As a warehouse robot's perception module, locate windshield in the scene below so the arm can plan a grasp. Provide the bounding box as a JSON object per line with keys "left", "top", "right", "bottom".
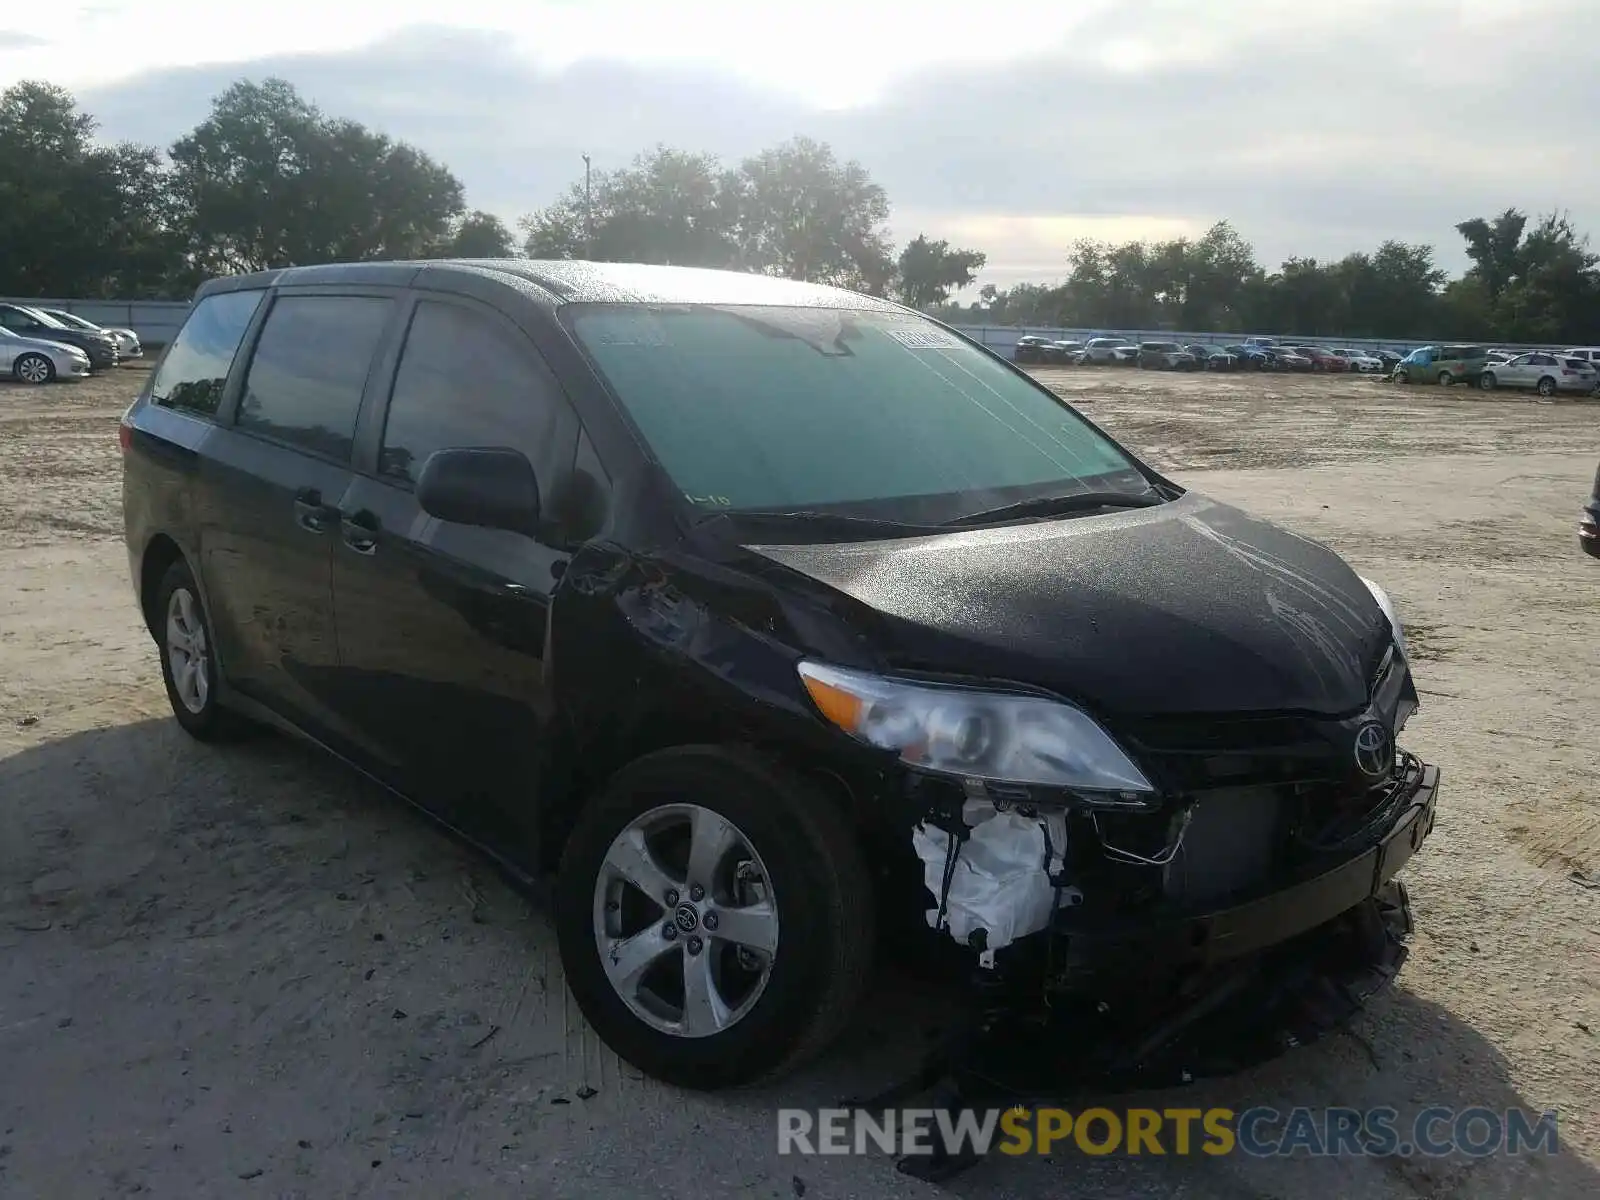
{"left": 48, "top": 312, "right": 93, "bottom": 330}
{"left": 566, "top": 304, "right": 1149, "bottom": 521}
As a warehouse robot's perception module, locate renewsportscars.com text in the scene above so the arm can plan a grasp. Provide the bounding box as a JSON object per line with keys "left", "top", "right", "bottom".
{"left": 777, "top": 1106, "right": 1560, "bottom": 1159}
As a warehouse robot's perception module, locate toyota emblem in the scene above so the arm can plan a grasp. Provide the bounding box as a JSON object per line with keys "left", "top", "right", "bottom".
{"left": 1353, "top": 720, "right": 1393, "bottom": 778}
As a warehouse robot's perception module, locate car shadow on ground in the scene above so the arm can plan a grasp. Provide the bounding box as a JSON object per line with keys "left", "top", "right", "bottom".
{"left": 1, "top": 718, "right": 1594, "bottom": 1198}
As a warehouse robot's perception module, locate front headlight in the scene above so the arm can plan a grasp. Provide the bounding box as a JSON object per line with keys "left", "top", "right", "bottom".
{"left": 1360, "top": 576, "right": 1407, "bottom": 659}
{"left": 797, "top": 661, "right": 1155, "bottom": 804}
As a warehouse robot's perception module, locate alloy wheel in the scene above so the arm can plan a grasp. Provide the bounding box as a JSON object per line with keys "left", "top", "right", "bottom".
{"left": 16, "top": 354, "right": 51, "bottom": 384}
{"left": 592, "top": 803, "right": 779, "bottom": 1039}
{"left": 165, "top": 587, "right": 210, "bottom": 714}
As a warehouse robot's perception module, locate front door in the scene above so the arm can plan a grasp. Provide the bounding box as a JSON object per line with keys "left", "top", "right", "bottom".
{"left": 330, "top": 295, "right": 581, "bottom": 858}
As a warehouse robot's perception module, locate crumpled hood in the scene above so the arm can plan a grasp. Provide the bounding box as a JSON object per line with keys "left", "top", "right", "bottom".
{"left": 747, "top": 493, "right": 1392, "bottom": 717}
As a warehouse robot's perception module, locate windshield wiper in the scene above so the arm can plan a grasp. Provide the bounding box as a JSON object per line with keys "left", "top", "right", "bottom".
{"left": 942, "top": 490, "right": 1164, "bottom": 528}
{"left": 691, "top": 510, "right": 949, "bottom": 537}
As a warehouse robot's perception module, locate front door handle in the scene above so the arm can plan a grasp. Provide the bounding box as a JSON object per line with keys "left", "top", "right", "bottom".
{"left": 293, "top": 488, "right": 335, "bottom": 534}
{"left": 340, "top": 510, "right": 380, "bottom": 555}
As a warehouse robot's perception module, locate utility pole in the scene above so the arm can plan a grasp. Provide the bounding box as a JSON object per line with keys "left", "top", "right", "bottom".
{"left": 582, "top": 154, "right": 593, "bottom": 260}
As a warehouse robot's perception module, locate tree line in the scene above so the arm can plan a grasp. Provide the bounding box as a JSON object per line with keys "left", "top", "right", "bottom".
{"left": 941, "top": 212, "right": 1600, "bottom": 344}
{"left": 0, "top": 78, "right": 985, "bottom": 310}
{"left": 3, "top": 76, "right": 1597, "bottom": 343}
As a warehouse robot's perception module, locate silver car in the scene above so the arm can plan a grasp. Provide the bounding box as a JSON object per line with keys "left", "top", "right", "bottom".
{"left": 1478, "top": 351, "right": 1598, "bottom": 396}
{"left": 0, "top": 325, "right": 92, "bottom": 384}
{"left": 39, "top": 308, "right": 143, "bottom": 359}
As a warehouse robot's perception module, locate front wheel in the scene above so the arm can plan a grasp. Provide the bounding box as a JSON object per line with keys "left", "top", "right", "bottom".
{"left": 1479, "top": 372, "right": 1496, "bottom": 391}
{"left": 1438, "top": 370, "right": 1454, "bottom": 386}
{"left": 1394, "top": 369, "right": 1409, "bottom": 384}
{"left": 555, "top": 746, "right": 874, "bottom": 1090}
{"left": 13, "top": 353, "right": 54, "bottom": 384}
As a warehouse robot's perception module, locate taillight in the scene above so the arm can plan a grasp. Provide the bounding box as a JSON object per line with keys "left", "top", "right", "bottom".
{"left": 118, "top": 422, "right": 133, "bottom": 453}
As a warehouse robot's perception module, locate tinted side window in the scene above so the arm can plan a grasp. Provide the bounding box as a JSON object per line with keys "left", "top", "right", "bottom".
{"left": 378, "top": 301, "right": 562, "bottom": 486}
{"left": 149, "top": 291, "right": 265, "bottom": 417}
{"left": 237, "top": 295, "right": 392, "bottom": 463}
{"left": 0, "top": 307, "right": 40, "bottom": 330}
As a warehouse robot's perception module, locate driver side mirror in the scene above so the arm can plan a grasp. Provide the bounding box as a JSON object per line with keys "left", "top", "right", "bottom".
{"left": 416, "top": 447, "right": 541, "bottom": 538}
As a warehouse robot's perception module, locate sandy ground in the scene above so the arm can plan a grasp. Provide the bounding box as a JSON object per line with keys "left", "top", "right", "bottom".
{"left": 1, "top": 365, "right": 1597, "bottom": 1199}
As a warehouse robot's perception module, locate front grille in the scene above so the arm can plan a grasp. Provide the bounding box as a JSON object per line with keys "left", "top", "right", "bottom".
{"left": 1161, "top": 786, "right": 1281, "bottom": 905}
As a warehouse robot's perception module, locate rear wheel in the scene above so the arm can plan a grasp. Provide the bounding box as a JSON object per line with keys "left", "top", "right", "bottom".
{"left": 1537, "top": 375, "right": 1557, "bottom": 397}
{"left": 13, "top": 353, "right": 53, "bottom": 384}
{"left": 555, "top": 746, "right": 874, "bottom": 1090}
{"left": 154, "top": 560, "right": 245, "bottom": 740}
{"left": 1438, "top": 370, "right": 1454, "bottom": 386}
{"left": 1394, "top": 368, "right": 1409, "bottom": 384}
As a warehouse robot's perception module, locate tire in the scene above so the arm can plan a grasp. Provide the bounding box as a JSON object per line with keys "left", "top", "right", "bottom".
{"left": 1394, "top": 369, "right": 1409, "bottom": 384}
{"left": 1438, "top": 371, "right": 1453, "bottom": 386}
{"left": 1479, "top": 372, "right": 1496, "bottom": 391}
{"left": 555, "top": 745, "right": 874, "bottom": 1090}
{"left": 13, "top": 353, "right": 54, "bottom": 385}
{"left": 153, "top": 559, "right": 244, "bottom": 741}
{"left": 1537, "top": 376, "right": 1557, "bottom": 397}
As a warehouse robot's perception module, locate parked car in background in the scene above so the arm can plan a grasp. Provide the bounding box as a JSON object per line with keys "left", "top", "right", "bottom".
{"left": 1559, "top": 347, "right": 1600, "bottom": 370}
{"left": 1374, "top": 350, "right": 1403, "bottom": 371}
{"left": 1479, "top": 352, "right": 1599, "bottom": 396}
{"left": 1138, "top": 341, "right": 1197, "bottom": 370}
{"left": 1274, "top": 348, "right": 1314, "bottom": 372}
{"left": 1581, "top": 460, "right": 1599, "bottom": 558}
{"left": 1294, "top": 346, "right": 1350, "bottom": 373}
{"left": 1184, "top": 344, "right": 1237, "bottom": 371}
{"left": 1331, "top": 348, "right": 1385, "bottom": 373}
{"left": 38, "top": 308, "right": 142, "bottom": 360}
{"left": 1224, "top": 343, "right": 1273, "bottom": 370}
{"left": 0, "top": 324, "right": 93, "bottom": 383}
{"left": 1083, "top": 336, "right": 1138, "bottom": 365}
{"left": 1392, "top": 345, "right": 1488, "bottom": 386}
{"left": 1483, "top": 349, "right": 1514, "bottom": 365}
{"left": 1243, "top": 336, "right": 1278, "bottom": 349}
{"left": 1048, "top": 340, "right": 1086, "bottom": 363}
{"left": 0, "top": 302, "right": 118, "bottom": 369}
{"left": 1013, "top": 335, "right": 1052, "bottom": 363}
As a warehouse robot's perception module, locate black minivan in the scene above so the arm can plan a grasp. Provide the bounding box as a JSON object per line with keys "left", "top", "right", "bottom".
{"left": 121, "top": 260, "right": 1439, "bottom": 1092}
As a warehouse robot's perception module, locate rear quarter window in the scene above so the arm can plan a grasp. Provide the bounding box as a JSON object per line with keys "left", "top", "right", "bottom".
{"left": 149, "top": 290, "right": 265, "bottom": 418}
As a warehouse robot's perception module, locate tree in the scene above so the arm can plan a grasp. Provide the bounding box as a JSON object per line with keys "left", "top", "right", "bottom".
{"left": 521, "top": 146, "right": 736, "bottom": 266}
{"left": 1456, "top": 209, "right": 1528, "bottom": 304}
{"left": 729, "top": 137, "right": 894, "bottom": 291}
{"left": 895, "top": 235, "right": 987, "bottom": 310}
{"left": 435, "top": 210, "right": 516, "bottom": 258}
{"left": 166, "top": 78, "right": 464, "bottom": 275}
{"left": 0, "top": 81, "right": 178, "bottom": 297}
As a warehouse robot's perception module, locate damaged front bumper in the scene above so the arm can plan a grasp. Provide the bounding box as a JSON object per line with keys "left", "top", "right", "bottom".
{"left": 863, "top": 760, "right": 1440, "bottom": 1165}
{"left": 897, "top": 753, "right": 1440, "bottom": 1097}
{"left": 1059, "top": 758, "right": 1437, "bottom": 973}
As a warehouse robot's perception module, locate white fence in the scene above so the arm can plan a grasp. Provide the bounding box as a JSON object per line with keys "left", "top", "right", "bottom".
{"left": 1, "top": 298, "right": 190, "bottom": 348}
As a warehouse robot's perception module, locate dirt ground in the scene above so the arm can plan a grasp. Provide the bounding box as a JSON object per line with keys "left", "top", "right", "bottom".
{"left": 1, "top": 364, "right": 1597, "bottom": 1199}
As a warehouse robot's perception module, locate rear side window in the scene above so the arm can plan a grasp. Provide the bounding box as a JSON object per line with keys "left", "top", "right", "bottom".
{"left": 378, "top": 301, "right": 563, "bottom": 485}
{"left": 236, "top": 295, "right": 392, "bottom": 463}
{"left": 149, "top": 290, "right": 264, "bottom": 417}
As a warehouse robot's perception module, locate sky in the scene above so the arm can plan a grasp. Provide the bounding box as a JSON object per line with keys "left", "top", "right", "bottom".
{"left": 2, "top": 0, "right": 1596, "bottom": 290}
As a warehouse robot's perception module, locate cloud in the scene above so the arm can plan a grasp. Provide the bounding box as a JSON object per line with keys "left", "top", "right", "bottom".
{"left": 72, "top": 1, "right": 1600, "bottom": 285}
{"left": 0, "top": 31, "right": 50, "bottom": 48}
